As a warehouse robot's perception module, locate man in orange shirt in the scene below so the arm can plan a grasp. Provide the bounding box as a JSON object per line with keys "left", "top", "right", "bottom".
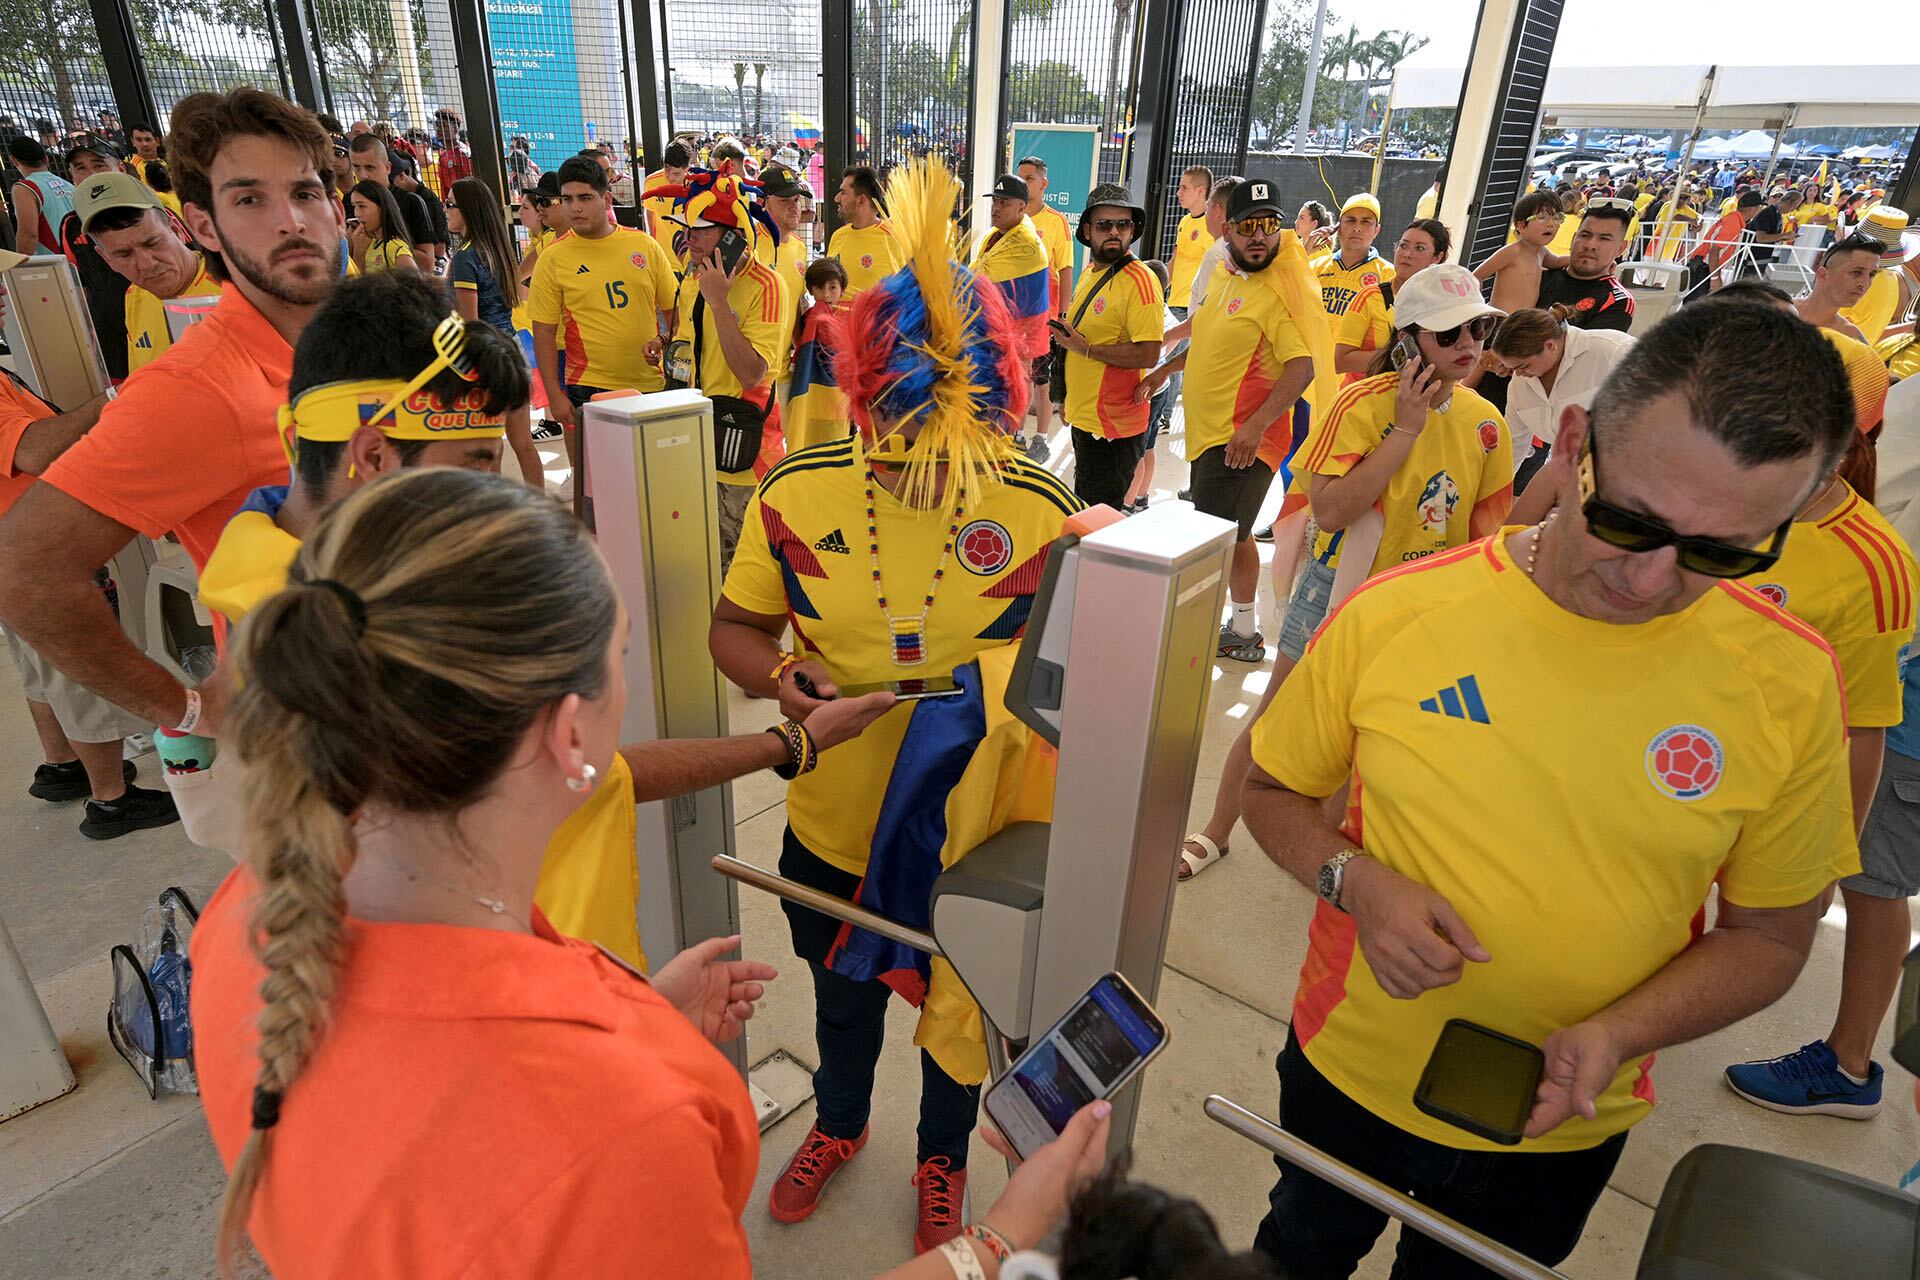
{"left": 0, "top": 354, "right": 176, "bottom": 837}
{"left": 0, "top": 87, "right": 339, "bottom": 741}
{"left": 1685, "top": 189, "right": 1761, "bottom": 298}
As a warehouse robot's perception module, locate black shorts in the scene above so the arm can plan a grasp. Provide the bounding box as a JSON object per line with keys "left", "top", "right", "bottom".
{"left": 1030, "top": 348, "right": 1054, "bottom": 387}
{"left": 1188, "top": 446, "right": 1273, "bottom": 542}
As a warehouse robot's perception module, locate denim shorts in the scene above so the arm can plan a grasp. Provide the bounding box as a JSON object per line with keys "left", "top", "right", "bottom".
{"left": 1277, "top": 556, "right": 1337, "bottom": 661}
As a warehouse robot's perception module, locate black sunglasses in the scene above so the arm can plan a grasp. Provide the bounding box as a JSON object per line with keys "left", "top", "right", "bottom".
{"left": 1411, "top": 315, "right": 1499, "bottom": 348}
{"left": 1578, "top": 429, "right": 1791, "bottom": 578}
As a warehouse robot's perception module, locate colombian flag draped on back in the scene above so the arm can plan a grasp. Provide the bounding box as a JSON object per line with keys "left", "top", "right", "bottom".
{"left": 823, "top": 648, "right": 1057, "bottom": 1086}
{"left": 971, "top": 216, "right": 1054, "bottom": 358}
{"left": 786, "top": 301, "right": 850, "bottom": 448}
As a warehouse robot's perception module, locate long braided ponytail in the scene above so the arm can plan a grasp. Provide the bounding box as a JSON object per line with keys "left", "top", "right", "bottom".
{"left": 214, "top": 467, "right": 616, "bottom": 1272}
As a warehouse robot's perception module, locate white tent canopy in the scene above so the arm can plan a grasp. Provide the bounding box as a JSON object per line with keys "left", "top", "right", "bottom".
{"left": 1391, "top": 63, "right": 1920, "bottom": 130}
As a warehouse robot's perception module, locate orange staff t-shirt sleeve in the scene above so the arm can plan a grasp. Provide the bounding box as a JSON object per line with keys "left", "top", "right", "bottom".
{"left": 39, "top": 284, "right": 294, "bottom": 571}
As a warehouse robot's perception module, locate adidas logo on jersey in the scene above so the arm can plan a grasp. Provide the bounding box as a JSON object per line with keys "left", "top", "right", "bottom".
{"left": 134, "top": 333, "right": 153, "bottom": 349}
{"left": 576, "top": 264, "right": 591, "bottom": 274}
{"left": 813, "top": 529, "right": 851, "bottom": 554}
{"left": 1417, "top": 675, "right": 1490, "bottom": 724}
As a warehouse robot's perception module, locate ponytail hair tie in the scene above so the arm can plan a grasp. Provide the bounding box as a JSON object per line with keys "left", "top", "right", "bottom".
{"left": 251, "top": 1085, "right": 284, "bottom": 1130}
{"left": 308, "top": 578, "right": 368, "bottom": 637}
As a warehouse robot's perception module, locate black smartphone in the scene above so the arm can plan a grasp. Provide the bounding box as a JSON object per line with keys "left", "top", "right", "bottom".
{"left": 983, "top": 972, "right": 1168, "bottom": 1159}
{"left": 1413, "top": 1019, "right": 1544, "bottom": 1146}
{"left": 837, "top": 675, "right": 963, "bottom": 701}
{"left": 717, "top": 227, "right": 748, "bottom": 274}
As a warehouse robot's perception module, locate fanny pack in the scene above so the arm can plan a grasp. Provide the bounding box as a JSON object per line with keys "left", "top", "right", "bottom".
{"left": 1051, "top": 257, "right": 1133, "bottom": 405}
{"left": 692, "top": 294, "right": 764, "bottom": 474}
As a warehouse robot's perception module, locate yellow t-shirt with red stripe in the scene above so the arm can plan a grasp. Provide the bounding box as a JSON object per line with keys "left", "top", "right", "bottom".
{"left": 1314, "top": 250, "right": 1394, "bottom": 319}
{"left": 1749, "top": 483, "right": 1918, "bottom": 729}
{"left": 1182, "top": 266, "right": 1312, "bottom": 467}
{"left": 1061, "top": 259, "right": 1164, "bottom": 440}
{"left": 1822, "top": 328, "right": 1889, "bottom": 435}
{"left": 124, "top": 257, "right": 222, "bottom": 376}
{"left": 1029, "top": 204, "right": 1075, "bottom": 313}
{"left": 721, "top": 440, "right": 1082, "bottom": 873}
{"left": 1333, "top": 283, "right": 1392, "bottom": 385}
{"left": 672, "top": 259, "right": 790, "bottom": 485}
{"left": 755, "top": 235, "right": 808, "bottom": 379}
{"left": 527, "top": 225, "right": 678, "bottom": 392}
{"left": 1169, "top": 211, "right": 1215, "bottom": 309}
{"left": 1299, "top": 374, "right": 1512, "bottom": 573}
{"left": 1252, "top": 533, "right": 1855, "bottom": 1152}
{"left": 827, "top": 221, "right": 905, "bottom": 297}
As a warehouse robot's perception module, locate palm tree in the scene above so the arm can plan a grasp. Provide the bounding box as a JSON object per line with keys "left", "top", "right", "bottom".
{"left": 1320, "top": 25, "right": 1360, "bottom": 142}
{"left": 1100, "top": 0, "right": 1135, "bottom": 142}
{"left": 753, "top": 63, "right": 768, "bottom": 135}
{"left": 732, "top": 62, "right": 748, "bottom": 134}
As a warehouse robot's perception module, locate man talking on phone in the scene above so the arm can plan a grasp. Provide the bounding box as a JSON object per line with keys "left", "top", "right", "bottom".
{"left": 1241, "top": 302, "right": 1858, "bottom": 1277}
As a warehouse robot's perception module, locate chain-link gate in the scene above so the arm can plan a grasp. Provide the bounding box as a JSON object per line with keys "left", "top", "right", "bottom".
{"left": 661, "top": 0, "right": 820, "bottom": 160}
{"left": 1142, "top": 0, "right": 1264, "bottom": 260}
{"left": 849, "top": 0, "right": 972, "bottom": 177}
{"left": 1006, "top": 0, "right": 1144, "bottom": 186}
{"left": 141, "top": 0, "right": 291, "bottom": 126}
{"left": 483, "top": 0, "right": 632, "bottom": 186}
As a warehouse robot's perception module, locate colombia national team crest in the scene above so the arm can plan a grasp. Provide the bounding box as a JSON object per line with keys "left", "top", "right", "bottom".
{"left": 1226, "top": 296, "right": 1244, "bottom": 315}
{"left": 1753, "top": 583, "right": 1789, "bottom": 608}
{"left": 1646, "top": 725, "right": 1724, "bottom": 801}
{"left": 860, "top": 254, "right": 874, "bottom": 269}
{"left": 957, "top": 519, "right": 1014, "bottom": 575}
{"left": 630, "top": 251, "right": 648, "bottom": 269}
{"left": 1477, "top": 419, "right": 1500, "bottom": 453}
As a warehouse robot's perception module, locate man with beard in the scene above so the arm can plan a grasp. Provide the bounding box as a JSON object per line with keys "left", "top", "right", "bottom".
{"left": 0, "top": 88, "right": 340, "bottom": 738}
{"left": 1537, "top": 197, "right": 1637, "bottom": 330}
{"left": 1142, "top": 178, "right": 1316, "bottom": 662}
{"left": 1052, "top": 183, "right": 1164, "bottom": 509}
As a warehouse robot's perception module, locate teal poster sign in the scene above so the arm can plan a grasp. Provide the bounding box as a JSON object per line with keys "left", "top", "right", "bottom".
{"left": 1011, "top": 124, "right": 1099, "bottom": 278}
{"left": 487, "top": 0, "right": 584, "bottom": 175}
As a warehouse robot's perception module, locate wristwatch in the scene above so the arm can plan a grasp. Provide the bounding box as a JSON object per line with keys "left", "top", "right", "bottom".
{"left": 1317, "top": 848, "right": 1362, "bottom": 911}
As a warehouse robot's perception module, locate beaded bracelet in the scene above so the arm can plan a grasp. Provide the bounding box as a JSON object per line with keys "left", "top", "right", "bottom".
{"left": 965, "top": 1222, "right": 1013, "bottom": 1264}
{"left": 765, "top": 720, "right": 818, "bottom": 780}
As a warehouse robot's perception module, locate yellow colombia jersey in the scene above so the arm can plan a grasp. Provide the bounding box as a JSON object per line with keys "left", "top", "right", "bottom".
{"left": 1253, "top": 533, "right": 1856, "bottom": 1153}
{"left": 527, "top": 225, "right": 678, "bottom": 392}
{"left": 1060, "top": 258, "right": 1163, "bottom": 440}
{"left": 1822, "top": 328, "right": 1890, "bottom": 435}
{"left": 1029, "top": 203, "right": 1074, "bottom": 312}
{"left": 1169, "top": 211, "right": 1215, "bottom": 309}
{"left": 827, "top": 220, "right": 905, "bottom": 297}
{"left": 1298, "top": 374, "right": 1512, "bottom": 573}
{"left": 672, "top": 258, "right": 788, "bottom": 485}
{"left": 196, "top": 487, "right": 648, "bottom": 972}
{"left": 124, "top": 257, "right": 221, "bottom": 376}
{"left": 1749, "top": 483, "right": 1919, "bottom": 729}
{"left": 1333, "top": 282, "right": 1392, "bottom": 383}
{"left": 362, "top": 238, "right": 414, "bottom": 273}
{"left": 513, "top": 227, "right": 561, "bottom": 335}
{"left": 1182, "top": 265, "right": 1311, "bottom": 467}
{"left": 756, "top": 234, "right": 807, "bottom": 378}
{"left": 721, "top": 438, "right": 1083, "bottom": 874}
{"left": 1843, "top": 268, "right": 1905, "bottom": 345}
{"left": 1315, "top": 249, "right": 1394, "bottom": 318}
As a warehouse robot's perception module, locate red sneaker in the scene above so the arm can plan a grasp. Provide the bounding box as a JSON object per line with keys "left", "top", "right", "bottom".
{"left": 768, "top": 1125, "right": 868, "bottom": 1223}
{"left": 911, "top": 1155, "right": 968, "bottom": 1254}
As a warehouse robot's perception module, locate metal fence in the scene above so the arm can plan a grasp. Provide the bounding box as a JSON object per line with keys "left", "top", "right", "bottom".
{"left": 0, "top": 2, "right": 117, "bottom": 147}
{"left": 661, "top": 0, "right": 821, "bottom": 168}
{"left": 1147, "top": 0, "right": 1263, "bottom": 260}
{"left": 141, "top": 0, "right": 291, "bottom": 125}
{"left": 1005, "top": 0, "right": 1143, "bottom": 185}
{"left": 484, "top": 0, "right": 632, "bottom": 182}
{"left": 850, "top": 0, "right": 973, "bottom": 177}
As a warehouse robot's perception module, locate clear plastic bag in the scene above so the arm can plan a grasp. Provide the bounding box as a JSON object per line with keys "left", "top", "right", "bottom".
{"left": 106, "top": 887, "right": 200, "bottom": 1098}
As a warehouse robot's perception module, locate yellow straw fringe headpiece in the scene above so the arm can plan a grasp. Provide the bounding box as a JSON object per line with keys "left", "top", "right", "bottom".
{"left": 853, "top": 157, "right": 1011, "bottom": 510}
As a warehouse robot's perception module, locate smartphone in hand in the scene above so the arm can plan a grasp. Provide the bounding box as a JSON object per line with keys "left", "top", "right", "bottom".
{"left": 1413, "top": 1019, "right": 1544, "bottom": 1146}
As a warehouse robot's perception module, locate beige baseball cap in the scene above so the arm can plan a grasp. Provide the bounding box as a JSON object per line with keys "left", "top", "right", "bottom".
{"left": 73, "top": 171, "right": 160, "bottom": 235}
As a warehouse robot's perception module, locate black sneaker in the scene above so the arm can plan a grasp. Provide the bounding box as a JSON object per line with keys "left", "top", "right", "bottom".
{"left": 29, "top": 758, "right": 136, "bottom": 803}
{"left": 78, "top": 785, "right": 180, "bottom": 841}
{"left": 1253, "top": 523, "right": 1275, "bottom": 542}
{"left": 531, "top": 419, "right": 563, "bottom": 441}
{"left": 1176, "top": 487, "right": 1192, "bottom": 502}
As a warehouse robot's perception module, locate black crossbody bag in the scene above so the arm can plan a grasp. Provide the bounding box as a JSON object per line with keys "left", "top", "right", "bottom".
{"left": 1050, "top": 257, "right": 1133, "bottom": 406}
{"left": 692, "top": 292, "right": 765, "bottom": 474}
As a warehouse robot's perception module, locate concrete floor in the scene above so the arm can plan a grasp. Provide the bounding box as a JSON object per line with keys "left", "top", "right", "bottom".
{"left": 2, "top": 423, "right": 1917, "bottom": 1279}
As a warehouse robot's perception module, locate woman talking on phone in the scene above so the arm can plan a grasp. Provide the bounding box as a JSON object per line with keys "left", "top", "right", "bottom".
{"left": 191, "top": 466, "right": 1111, "bottom": 1278}
{"left": 1276, "top": 262, "right": 1514, "bottom": 676}
{"left": 709, "top": 159, "right": 1084, "bottom": 1254}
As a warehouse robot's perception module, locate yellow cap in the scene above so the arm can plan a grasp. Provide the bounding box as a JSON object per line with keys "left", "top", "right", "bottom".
{"left": 1340, "top": 193, "right": 1382, "bottom": 219}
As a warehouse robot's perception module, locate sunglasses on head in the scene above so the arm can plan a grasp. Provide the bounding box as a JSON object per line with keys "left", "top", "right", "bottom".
{"left": 1577, "top": 429, "right": 1791, "bottom": 578}
{"left": 1235, "top": 215, "right": 1283, "bottom": 237}
{"left": 1411, "top": 315, "right": 1499, "bottom": 348}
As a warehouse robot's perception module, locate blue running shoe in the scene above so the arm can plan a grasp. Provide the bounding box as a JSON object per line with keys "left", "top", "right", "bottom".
{"left": 1725, "top": 1041, "right": 1882, "bottom": 1118}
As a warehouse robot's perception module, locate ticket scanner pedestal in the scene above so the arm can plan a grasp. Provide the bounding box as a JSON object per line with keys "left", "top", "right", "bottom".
{"left": 584, "top": 392, "right": 746, "bottom": 1068}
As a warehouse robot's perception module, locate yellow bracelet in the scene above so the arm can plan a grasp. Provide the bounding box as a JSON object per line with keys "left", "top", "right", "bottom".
{"left": 769, "top": 651, "right": 803, "bottom": 685}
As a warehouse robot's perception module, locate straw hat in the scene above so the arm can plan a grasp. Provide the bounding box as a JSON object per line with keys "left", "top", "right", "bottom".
{"left": 1855, "top": 205, "right": 1917, "bottom": 264}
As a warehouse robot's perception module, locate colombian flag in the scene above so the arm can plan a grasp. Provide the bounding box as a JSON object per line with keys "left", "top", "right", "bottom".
{"left": 790, "top": 112, "right": 822, "bottom": 148}
{"left": 971, "top": 217, "right": 1053, "bottom": 359}
{"left": 786, "top": 303, "right": 850, "bottom": 448}
{"left": 822, "top": 647, "right": 1059, "bottom": 1085}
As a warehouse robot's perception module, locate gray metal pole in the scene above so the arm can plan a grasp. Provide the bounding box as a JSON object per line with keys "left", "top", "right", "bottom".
{"left": 711, "top": 855, "right": 943, "bottom": 956}
{"left": 1291, "top": 0, "right": 1328, "bottom": 155}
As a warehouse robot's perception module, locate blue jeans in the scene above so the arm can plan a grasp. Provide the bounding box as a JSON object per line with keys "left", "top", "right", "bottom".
{"left": 780, "top": 827, "right": 982, "bottom": 1166}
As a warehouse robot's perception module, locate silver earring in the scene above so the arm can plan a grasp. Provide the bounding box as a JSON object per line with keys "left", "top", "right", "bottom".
{"left": 565, "top": 763, "right": 598, "bottom": 793}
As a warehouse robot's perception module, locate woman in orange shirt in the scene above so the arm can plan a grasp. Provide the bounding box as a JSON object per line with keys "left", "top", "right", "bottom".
{"left": 193, "top": 466, "right": 1109, "bottom": 1279}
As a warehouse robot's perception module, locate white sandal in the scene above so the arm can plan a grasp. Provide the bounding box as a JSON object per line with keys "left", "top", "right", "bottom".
{"left": 1177, "top": 833, "right": 1227, "bottom": 881}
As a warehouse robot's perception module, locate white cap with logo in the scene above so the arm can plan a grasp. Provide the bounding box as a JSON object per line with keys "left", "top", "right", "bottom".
{"left": 1393, "top": 263, "right": 1505, "bottom": 332}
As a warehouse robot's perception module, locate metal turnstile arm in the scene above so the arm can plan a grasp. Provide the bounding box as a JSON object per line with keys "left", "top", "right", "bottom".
{"left": 1203, "top": 1096, "right": 1568, "bottom": 1280}
{"left": 710, "top": 855, "right": 943, "bottom": 957}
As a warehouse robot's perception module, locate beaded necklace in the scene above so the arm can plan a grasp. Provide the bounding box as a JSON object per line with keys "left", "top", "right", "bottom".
{"left": 865, "top": 466, "right": 967, "bottom": 666}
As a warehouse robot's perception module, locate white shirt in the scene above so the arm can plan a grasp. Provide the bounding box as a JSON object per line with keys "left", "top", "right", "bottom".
{"left": 1189, "top": 237, "right": 1230, "bottom": 310}
{"left": 1505, "top": 325, "right": 1636, "bottom": 468}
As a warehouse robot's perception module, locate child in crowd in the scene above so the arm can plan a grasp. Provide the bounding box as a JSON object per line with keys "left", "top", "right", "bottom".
{"left": 1472, "top": 190, "right": 1566, "bottom": 314}
{"left": 785, "top": 257, "right": 851, "bottom": 448}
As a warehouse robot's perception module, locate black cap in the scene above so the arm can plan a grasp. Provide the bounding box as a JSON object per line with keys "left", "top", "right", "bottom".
{"left": 990, "top": 173, "right": 1027, "bottom": 202}
{"left": 760, "top": 164, "right": 807, "bottom": 199}
{"left": 533, "top": 172, "right": 562, "bottom": 201}
{"left": 1225, "top": 177, "right": 1283, "bottom": 221}
{"left": 63, "top": 133, "right": 120, "bottom": 164}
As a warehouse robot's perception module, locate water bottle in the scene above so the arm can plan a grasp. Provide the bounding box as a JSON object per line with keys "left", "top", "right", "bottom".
{"left": 155, "top": 727, "right": 216, "bottom": 776}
